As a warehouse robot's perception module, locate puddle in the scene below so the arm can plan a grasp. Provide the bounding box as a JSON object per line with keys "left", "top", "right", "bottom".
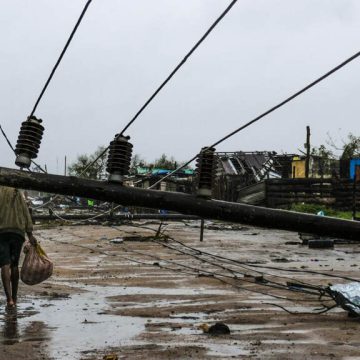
{"left": 262, "top": 339, "right": 327, "bottom": 345}
{"left": 230, "top": 323, "right": 280, "bottom": 332}
{"left": 1, "top": 285, "right": 145, "bottom": 360}
{"left": 206, "top": 342, "right": 250, "bottom": 357}
{"left": 1, "top": 282, "right": 238, "bottom": 359}
{"left": 51, "top": 282, "right": 237, "bottom": 297}
{"left": 280, "top": 329, "right": 311, "bottom": 334}
{"left": 0, "top": 306, "right": 51, "bottom": 347}
{"left": 29, "top": 295, "right": 144, "bottom": 359}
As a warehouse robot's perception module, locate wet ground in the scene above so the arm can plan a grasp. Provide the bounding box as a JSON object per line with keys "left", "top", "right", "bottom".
{"left": 0, "top": 221, "right": 359, "bottom": 359}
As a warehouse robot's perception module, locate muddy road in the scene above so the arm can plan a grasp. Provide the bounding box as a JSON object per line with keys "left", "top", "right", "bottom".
{"left": 0, "top": 221, "right": 359, "bottom": 359}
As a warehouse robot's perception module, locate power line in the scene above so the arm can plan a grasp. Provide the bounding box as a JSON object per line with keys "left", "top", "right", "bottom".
{"left": 0, "top": 124, "right": 15, "bottom": 152}
{"left": 119, "top": 0, "right": 238, "bottom": 135}
{"left": 165, "top": 235, "right": 360, "bottom": 283}
{"left": 29, "top": 0, "right": 93, "bottom": 117}
{"left": 115, "top": 222, "right": 355, "bottom": 286}
{"left": 41, "top": 227, "right": 338, "bottom": 315}
{"left": 2, "top": 0, "right": 94, "bottom": 208}
{"left": 109, "top": 225, "right": 336, "bottom": 306}
{"left": 81, "top": 0, "right": 238, "bottom": 176}
{"left": 148, "top": 48, "right": 360, "bottom": 189}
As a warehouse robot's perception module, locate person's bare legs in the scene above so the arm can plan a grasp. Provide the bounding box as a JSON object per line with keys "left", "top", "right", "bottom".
{"left": 1, "top": 264, "right": 14, "bottom": 307}
{"left": 10, "top": 265, "right": 19, "bottom": 305}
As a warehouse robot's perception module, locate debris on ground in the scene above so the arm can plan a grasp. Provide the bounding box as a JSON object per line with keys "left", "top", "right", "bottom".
{"left": 329, "top": 282, "right": 360, "bottom": 317}
{"left": 198, "top": 322, "right": 231, "bottom": 335}
{"left": 103, "top": 354, "right": 119, "bottom": 360}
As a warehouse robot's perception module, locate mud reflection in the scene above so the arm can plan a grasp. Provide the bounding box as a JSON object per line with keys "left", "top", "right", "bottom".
{"left": 1, "top": 305, "right": 50, "bottom": 346}
{"left": 2, "top": 308, "right": 19, "bottom": 345}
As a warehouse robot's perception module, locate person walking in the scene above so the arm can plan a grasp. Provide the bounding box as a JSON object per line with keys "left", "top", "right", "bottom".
{"left": 0, "top": 186, "right": 36, "bottom": 308}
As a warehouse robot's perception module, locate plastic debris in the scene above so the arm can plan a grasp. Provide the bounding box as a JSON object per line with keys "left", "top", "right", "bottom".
{"left": 109, "top": 238, "right": 124, "bottom": 244}
{"left": 329, "top": 282, "right": 360, "bottom": 316}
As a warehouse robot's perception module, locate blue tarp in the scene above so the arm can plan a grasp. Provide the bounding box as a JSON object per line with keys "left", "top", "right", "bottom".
{"left": 152, "top": 169, "right": 172, "bottom": 175}
{"left": 350, "top": 158, "right": 360, "bottom": 180}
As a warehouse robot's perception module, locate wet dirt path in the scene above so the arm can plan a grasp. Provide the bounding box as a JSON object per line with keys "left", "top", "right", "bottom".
{"left": 0, "top": 221, "right": 359, "bottom": 359}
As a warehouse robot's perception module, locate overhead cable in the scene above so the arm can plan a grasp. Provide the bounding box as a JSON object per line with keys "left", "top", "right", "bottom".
{"left": 0, "top": 124, "right": 15, "bottom": 152}
{"left": 29, "top": 0, "right": 93, "bottom": 117}
{"left": 81, "top": 0, "right": 238, "bottom": 175}
{"left": 148, "top": 48, "right": 360, "bottom": 189}
{"left": 119, "top": 0, "right": 238, "bottom": 135}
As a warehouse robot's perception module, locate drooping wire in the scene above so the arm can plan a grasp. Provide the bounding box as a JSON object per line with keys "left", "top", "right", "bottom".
{"left": 53, "top": 226, "right": 338, "bottom": 312}
{"left": 151, "top": 237, "right": 328, "bottom": 298}
{"left": 0, "top": 124, "right": 15, "bottom": 152}
{"left": 29, "top": 0, "right": 93, "bottom": 117}
{"left": 115, "top": 222, "right": 359, "bottom": 284}
{"left": 164, "top": 234, "right": 360, "bottom": 283}
{"left": 148, "top": 48, "right": 360, "bottom": 189}
{"left": 80, "top": 0, "right": 238, "bottom": 176}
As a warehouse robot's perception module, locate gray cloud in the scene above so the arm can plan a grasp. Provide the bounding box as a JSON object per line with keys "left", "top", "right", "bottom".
{"left": 1, "top": 0, "right": 359, "bottom": 173}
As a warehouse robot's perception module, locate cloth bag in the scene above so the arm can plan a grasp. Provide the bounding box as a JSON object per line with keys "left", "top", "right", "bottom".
{"left": 21, "top": 242, "right": 53, "bottom": 285}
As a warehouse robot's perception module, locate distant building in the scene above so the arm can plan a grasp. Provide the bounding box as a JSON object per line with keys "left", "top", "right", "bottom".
{"left": 213, "top": 151, "right": 286, "bottom": 202}
{"left": 291, "top": 156, "right": 339, "bottom": 179}
{"left": 129, "top": 167, "right": 194, "bottom": 193}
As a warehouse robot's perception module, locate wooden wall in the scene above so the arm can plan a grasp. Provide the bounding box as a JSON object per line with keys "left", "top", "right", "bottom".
{"left": 266, "top": 178, "right": 360, "bottom": 210}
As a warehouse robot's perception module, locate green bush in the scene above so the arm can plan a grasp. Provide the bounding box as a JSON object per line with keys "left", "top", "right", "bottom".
{"left": 290, "top": 203, "right": 352, "bottom": 220}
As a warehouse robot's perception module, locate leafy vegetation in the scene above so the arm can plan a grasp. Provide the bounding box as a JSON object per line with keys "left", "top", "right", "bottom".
{"left": 311, "top": 132, "right": 360, "bottom": 160}
{"left": 290, "top": 203, "right": 352, "bottom": 220}
{"left": 68, "top": 146, "right": 107, "bottom": 180}
{"left": 69, "top": 149, "right": 191, "bottom": 178}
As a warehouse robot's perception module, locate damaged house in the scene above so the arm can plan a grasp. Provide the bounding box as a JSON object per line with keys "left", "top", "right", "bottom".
{"left": 213, "top": 151, "right": 286, "bottom": 204}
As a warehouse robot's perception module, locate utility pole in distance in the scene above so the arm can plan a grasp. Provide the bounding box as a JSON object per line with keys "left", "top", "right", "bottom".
{"left": 305, "top": 126, "right": 311, "bottom": 178}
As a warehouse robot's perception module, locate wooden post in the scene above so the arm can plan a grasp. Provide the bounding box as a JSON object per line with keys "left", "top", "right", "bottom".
{"left": 352, "top": 165, "right": 360, "bottom": 220}
{"left": 305, "top": 126, "right": 311, "bottom": 178}
{"left": 200, "top": 219, "right": 205, "bottom": 242}
{"left": 64, "top": 156, "right": 67, "bottom": 176}
{"left": 0, "top": 166, "right": 360, "bottom": 240}
{"left": 110, "top": 202, "right": 114, "bottom": 219}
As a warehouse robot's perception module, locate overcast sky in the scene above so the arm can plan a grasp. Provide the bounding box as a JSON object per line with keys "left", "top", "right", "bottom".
{"left": 1, "top": 0, "right": 359, "bottom": 174}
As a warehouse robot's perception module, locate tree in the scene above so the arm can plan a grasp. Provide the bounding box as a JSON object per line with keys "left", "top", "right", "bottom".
{"left": 68, "top": 146, "right": 107, "bottom": 180}
{"left": 311, "top": 132, "right": 360, "bottom": 160}
{"left": 340, "top": 133, "right": 360, "bottom": 160}
{"left": 311, "top": 144, "right": 335, "bottom": 160}
{"left": 129, "top": 154, "right": 147, "bottom": 174}
{"left": 153, "top": 154, "right": 178, "bottom": 170}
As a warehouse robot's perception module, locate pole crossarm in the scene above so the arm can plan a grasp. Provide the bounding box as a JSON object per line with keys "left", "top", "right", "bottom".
{"left": 0, "top": 166, "right": 359, "bottom": 240}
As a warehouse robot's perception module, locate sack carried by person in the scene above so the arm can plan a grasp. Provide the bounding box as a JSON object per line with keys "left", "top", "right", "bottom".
{"left": 21, "top": 242, "right": 53, "bottom": 285}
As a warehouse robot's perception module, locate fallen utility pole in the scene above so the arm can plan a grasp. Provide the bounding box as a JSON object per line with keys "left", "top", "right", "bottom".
{"left": 0, "top": 166, "right": 359, "bottom": 240}
{"left": 33, "top": 213, "right": 200, "bottom": 221}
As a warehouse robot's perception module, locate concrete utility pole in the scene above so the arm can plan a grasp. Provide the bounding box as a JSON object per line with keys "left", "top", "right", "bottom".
{"left": 0, "top": 166, "right": 360, "bottom": 240}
